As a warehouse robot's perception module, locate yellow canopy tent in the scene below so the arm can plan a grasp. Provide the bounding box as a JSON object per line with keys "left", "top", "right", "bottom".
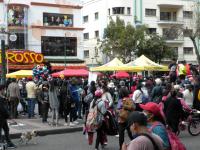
{"left": 124, "top": 55, "right": 169, "bottom": 71}
{"left": 90, "top": 58, "right": 126, "bottom": 72}
{"left": 6, "top": 70, "right": 33, "bottom": 78}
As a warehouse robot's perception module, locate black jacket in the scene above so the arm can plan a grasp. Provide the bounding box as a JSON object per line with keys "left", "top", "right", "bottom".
{"left": 193, "top": 84, "right": 200, "bottom": 110}
{"left": 0, "top": 97, "right": 9, "bottom": 121}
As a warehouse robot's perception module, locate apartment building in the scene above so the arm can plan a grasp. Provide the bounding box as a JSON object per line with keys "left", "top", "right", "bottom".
{"left": 0, "top": 0, "right": 85, "bottom": 71}
{"left": 82, "top": 0, "right": 197, "bottom": 65}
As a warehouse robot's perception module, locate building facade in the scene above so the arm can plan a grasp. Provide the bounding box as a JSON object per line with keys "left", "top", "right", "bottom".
{"left": 0, "top": 0, "right": 85, "bottom": 71}
{"left": 82, "top": 0, "right": 197, "bottom": 65}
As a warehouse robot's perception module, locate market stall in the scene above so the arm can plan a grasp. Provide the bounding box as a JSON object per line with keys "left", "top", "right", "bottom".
{"left": 6, "top": 70, "right": 33, "bottom": 78}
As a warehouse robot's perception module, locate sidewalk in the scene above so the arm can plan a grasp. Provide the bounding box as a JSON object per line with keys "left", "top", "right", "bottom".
{"left": 8, "top": 116, "right": 84, "bottom": 139}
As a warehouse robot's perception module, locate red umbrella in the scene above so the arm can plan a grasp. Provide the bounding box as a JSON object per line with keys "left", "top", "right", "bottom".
{"left": 52, "top": 69, "right": 88, "bottom": 77}
{"left": 111, "top": 71, "right": 130, "bottom": 79}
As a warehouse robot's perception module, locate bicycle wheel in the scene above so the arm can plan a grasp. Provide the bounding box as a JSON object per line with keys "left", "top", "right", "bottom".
{"left": 188, "top": 119, "right": 200, "bottom": 136}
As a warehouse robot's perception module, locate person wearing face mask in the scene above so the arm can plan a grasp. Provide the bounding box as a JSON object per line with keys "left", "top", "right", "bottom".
{"left": 122, "top": 111, "right": 164, "bottom": 150}
{"left": 140, "top": 102, "right": 170, "bottom": 150}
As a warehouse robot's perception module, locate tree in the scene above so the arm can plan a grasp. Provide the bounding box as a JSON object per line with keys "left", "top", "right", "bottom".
{"left": 137, "top": 34, "right": 177, "bottom": 63}
{"left": 97, "top": 16, "right": 174, "bottom": 63}
{"left": 167, "top": 1, "right": 200, "bottom": 65}
{"left": 97, "top": 17, "right": 146, "bottom": 63}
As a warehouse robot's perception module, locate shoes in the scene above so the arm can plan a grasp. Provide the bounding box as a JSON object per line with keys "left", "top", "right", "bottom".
{"left": 69, "top": 122, "right": 75, "bottom": 127}
{"left": 73, "top": 121, "right": 79, "bottom": 124}
{"left": 115, "top": 134, "right": 119, "bottom": 138}
{"left": 64, "top": 123, "right": 70, "bottom": 126}
{"left": 7, "top": 142, "right": 17, "bottom": 149}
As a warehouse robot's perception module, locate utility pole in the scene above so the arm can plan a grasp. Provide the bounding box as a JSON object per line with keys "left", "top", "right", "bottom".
{"left": 1, "top": 39, "right": 6, "bottom": 84}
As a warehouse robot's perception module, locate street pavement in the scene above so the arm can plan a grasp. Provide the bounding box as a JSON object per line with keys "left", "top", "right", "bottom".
{"left": 11, "top": 130, "right": 200, "bottom": 150}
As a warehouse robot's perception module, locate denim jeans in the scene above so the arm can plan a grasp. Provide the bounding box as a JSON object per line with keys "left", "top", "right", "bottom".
{"left": 27, "top": 98, "right": 36, "bottom": 118}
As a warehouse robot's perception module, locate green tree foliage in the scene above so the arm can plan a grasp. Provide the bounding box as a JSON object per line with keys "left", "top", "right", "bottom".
{"left": 98, "top": 17, "right": 174, "bottom": 63}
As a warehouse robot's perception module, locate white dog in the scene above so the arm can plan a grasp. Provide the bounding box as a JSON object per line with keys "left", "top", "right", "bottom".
{"left": 19, "top": 130, "right": 38, "bottom": 145}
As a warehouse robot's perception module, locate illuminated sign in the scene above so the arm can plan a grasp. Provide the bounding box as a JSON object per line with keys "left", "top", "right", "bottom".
{"left": 0, "top": 50, "right": 44, "bottom": 64}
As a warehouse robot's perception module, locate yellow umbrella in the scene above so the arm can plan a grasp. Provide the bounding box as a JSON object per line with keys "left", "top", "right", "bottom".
{"left": 6, "top": 70, "right": 33, "bottom": 78}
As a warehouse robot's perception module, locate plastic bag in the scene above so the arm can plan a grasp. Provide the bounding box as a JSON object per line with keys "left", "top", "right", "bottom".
{"left": 17, "top": 102, "right": 23, "bottom": 112}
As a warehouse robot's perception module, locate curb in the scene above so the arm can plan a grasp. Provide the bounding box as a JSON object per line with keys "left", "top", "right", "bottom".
{"left": 10, "top": 126, "right": 83, "bottom": 139}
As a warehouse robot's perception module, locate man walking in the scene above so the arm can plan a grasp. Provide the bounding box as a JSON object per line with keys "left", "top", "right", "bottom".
{"left": 7, "top": 78, "right": 20, "bottom": 119}
{"left": 26, "top": 78, "right": 38, "bottom": 118}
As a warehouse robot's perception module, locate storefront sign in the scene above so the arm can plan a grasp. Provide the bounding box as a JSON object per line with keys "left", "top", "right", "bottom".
{"left": 0, "top": 50, "right": 44, "bottom": 64}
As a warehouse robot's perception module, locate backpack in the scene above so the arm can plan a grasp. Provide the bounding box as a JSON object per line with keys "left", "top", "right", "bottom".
{"left": 84, "top": 93, "right": 93, "bottom": 104}
{"left": 104, "top": 111, "right": 118, "bottom": 136}
{"left": 86, "top": 100, "right": 101, "bottom": 132}
{"left": 150, "top": 122, "right": 186, "bottom": 150}
{"left": 197, "top": 89, "right": 200, "bottom": 102}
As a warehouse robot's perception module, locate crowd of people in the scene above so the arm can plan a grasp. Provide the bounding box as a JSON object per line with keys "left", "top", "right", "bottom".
{"left": 0, "top": 60, "right": 200, "bottom": 150}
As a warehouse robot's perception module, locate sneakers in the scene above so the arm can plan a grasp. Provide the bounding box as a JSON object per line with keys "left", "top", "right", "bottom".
{"left": 7, "top": 142, "right": 17, "bottom": 149}
{"left": 73, "top": 121, "right": 79, "bottom": 124}
{"left": 69, "top": 122, "right": 75, "bottom": 127}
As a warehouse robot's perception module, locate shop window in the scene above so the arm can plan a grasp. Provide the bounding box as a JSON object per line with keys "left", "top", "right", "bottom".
{"left": 7, "top": 5, "right": 28, "bottom": 26}
{"left": 9, "top": 32, "right": 26, "bottom": 49}
{"left": 112, "top": 7, "right": 125, "bottom": 15}
{"left": 43, "top": 13, "right": 73, "bottom": 27}
{"left": 183, "top": 11, "right": 193, "bottom": 18}
{"left": 83, "top": 15, "right": 88, "bottom": 23}
{"left": 41, "top": 36, "right": 77, "bottom": 56}
{"left": 184, "top": 47, "right": 193, "bottom": 55}
{"left": 127, "top": 7, "right": 131, "bottom": 15}
{"left": 84, "top": 33, "right": 89, "bottom": 40}
{"left": 84, "top": 50, "right": 89, "bottom": 58}
{"left": 145, "top": 9, "right": 156, "bottom": 16}
{"left": 95, "top": 12, "right": 99, "bottom": 20}
{"left": 95, "top": 30, "right": 99, "bottom": 38}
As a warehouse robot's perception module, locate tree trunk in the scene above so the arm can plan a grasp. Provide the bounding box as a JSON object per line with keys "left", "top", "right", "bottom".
{"left": 191, "top": 37, "right": 200, "bottom": 65}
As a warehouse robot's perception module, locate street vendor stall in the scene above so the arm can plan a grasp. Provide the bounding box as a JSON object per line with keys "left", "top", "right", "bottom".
{"left": 6, "top": 70, "right": 33, "bottom": 78}
{"left": 52, "top": 69, "right": 89, "bottom": 77}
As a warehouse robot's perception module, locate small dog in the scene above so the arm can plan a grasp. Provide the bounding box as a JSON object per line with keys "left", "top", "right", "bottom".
{"left": 19, "top": 130, "right": 38, "bottom": 145}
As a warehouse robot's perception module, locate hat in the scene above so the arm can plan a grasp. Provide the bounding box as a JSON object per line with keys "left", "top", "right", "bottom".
{"left": 95, "top": 89, "right": 103, "bottom": 97}
{"left": 155, "top": 78, "right": 162, "bottom": 85}
{"left": 128, "top": 111, "right": 147, "bottom": 126}
{"left": 139, "top": 102, "right": 161, "bottom": 117}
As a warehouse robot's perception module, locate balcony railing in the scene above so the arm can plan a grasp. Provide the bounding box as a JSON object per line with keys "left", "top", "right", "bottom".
{"left": 163, "top": 35, "right": 184, "bottom": 44}
{"left": 158, "top": 17, "right": 184, "bottom": 25}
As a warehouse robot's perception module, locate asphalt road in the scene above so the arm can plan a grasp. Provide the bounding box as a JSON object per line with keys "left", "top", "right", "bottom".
{"left": 13, "top": 131, "right": 200, "bottom": 150}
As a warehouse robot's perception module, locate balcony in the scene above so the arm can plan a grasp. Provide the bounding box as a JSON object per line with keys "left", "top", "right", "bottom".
{"left": 157, "top": 17, "right": 184, "bottom": 25}
{"left": 163, "top": 35, "right": 184, "bottom": 44}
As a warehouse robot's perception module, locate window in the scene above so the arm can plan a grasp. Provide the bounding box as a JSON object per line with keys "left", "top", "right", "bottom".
{"left": 145, "top": 9, "right": 156, "bottom": 16}
{"left": 95, "top": 12, "right": 99, "bottom": 20}
{"left": 84, "top": 50, "right": 89, "bottom": 58}
{"left": 95, "top": 30, "right": 99, "bottom": 38}
{"left": 83, "top": 15, "right": 88, "bottom": 23}
{"left": 41, "top": 36, "right": 77, "bottom": 56}
{"left": 9, "top": 32, "right": 26, "bottom": 49}
{"left": 84, "top": 33, "right": 89, "bottom": 40}
{"left": 160, "top": 12, "right": 171, "bottom": 20}
{"left": 183, "top": 29, "right": 193, "bottom": 37}
{"left": 184, "top": 47, "right": 193, "bottom": 55}
{"left": 7, "top": 5, "right": 28, "bottom": 26}
{"left": 148, "top": 28, "right": 157, "bottom": 34}
{"left": 127, "top": 7, "right": 131, "bottom": 15}
{"left": 183, "top": 11, "right": 193, "bottom": 18}
{"left": 112, "top": 7, "right": 125, "bottom": 15}
{"left": 43, "top": 13, "right": 73, "bottom": 27}
{"left": 108, "top": 9, "right": 110, "bottom": 15}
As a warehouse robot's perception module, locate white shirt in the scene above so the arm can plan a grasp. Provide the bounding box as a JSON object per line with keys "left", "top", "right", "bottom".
{"left": 132, "top": 89, "right": 142, "bottom": 103}
{"left": 183, "top": 89, "right": 193, "bottom": 107}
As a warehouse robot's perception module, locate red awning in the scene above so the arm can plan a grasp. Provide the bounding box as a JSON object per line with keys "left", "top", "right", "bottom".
{"left": 52, "top": 69, "right": 89, "bottom": 77}
{"left": 111, "top": 71, "right": 130, "bottom": 78}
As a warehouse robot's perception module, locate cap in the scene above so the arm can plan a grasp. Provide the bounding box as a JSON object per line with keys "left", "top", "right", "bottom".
{"left": 95, "top": 89, "right": 103, "bottom": 97}
{"left": 139, "top": 102, "right": 161, "bottom": 117}
{"left": 128, "top": 111, "right": 147, "bottom": 126}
